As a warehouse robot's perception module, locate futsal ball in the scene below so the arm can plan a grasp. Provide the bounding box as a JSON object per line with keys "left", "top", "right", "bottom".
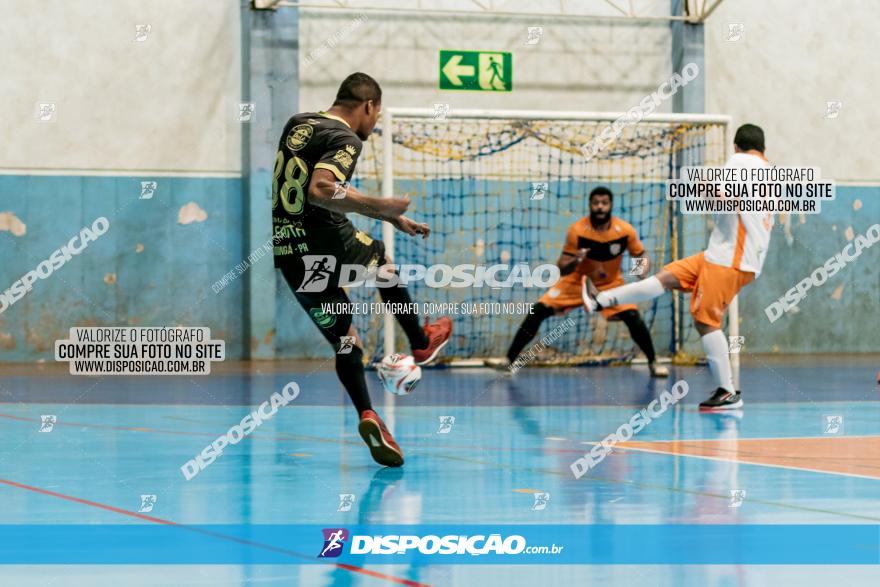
{"left": 377, "top": 353, "right": 422, "bottom": 396}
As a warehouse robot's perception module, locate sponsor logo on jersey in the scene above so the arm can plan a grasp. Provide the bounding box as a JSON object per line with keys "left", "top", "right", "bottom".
{"left": 287, "top": 124, "right": 313, "bottom": 151}
{"left": 333, "top": 149, "right": 354, "bottom": 170}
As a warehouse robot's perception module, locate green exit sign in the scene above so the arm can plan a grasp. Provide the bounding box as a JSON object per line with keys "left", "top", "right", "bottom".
{"left": 439, "top": 50, "right": 512, "bottom": 92}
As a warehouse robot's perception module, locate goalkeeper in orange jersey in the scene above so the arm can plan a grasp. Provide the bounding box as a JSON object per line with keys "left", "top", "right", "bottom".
{"left": 491, "top": 186, "right": 668, "bottom": 377}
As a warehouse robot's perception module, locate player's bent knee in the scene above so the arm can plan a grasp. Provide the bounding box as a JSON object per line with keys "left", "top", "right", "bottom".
{"left": 616, "top": 309, "right": 641, "bottom": 325}
{"left": 306, "top": 306, "right": 354, "bottom": 348}
{"left": 655, "top": 270, "right": 680, "bottom": 290}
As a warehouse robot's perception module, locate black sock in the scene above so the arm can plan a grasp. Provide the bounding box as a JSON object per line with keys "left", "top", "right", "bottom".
{"left": 506, "top": 303, "right": 555, "bottom": 363}
{"left": 335, "top": 346, "right": 373, "bottom": 415}
{"left": 618, "top": 310, "right": 656, "bottom": 363}
{"left": 379, "top": 285, "right": 428, "bottom": 350}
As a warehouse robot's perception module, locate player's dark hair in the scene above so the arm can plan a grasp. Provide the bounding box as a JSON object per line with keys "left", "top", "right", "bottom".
{"left": 734, "top": 123, "right": 765, "bottom": 153}
{"left": 333, "top": 72, "right": 382, "bottom": 108}
{"left": 589, "top": 186, "right": 613, "bottom": 202}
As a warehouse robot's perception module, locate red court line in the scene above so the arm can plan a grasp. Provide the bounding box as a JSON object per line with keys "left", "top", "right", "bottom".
{"left": 0, "top": 478, "right": 430, "bottom": 587}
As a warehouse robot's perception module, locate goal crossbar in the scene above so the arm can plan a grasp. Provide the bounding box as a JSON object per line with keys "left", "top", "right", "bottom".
{"left": 387, "top": 107, "right": 731, "bottom": 125}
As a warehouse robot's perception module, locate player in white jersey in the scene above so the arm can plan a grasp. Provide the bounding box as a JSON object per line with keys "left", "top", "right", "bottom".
{"left": 703, "top": 150, "right": 773, "bottom": 275}
{"left": 583, "top": 124, "right": 772, "bottom": 410}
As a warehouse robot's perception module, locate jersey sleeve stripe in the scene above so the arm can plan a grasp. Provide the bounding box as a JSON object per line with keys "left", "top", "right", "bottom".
{"left": 314, "top": 162, "right": 346, "bottom": 181}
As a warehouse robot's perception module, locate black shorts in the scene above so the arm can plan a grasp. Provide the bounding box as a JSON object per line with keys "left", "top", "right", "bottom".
{"left": 278, "top": 224, "right": 385, "bottom": 347}
{"left": 276, "top": 222, "right": 385, "bottom": 289}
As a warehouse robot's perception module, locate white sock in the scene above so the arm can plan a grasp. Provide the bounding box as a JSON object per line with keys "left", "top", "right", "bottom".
{"left": 701, "top": 330, "right": 735, "bottom": 393}
{"left": 595, "top": 276, "right": 665, "bottom": 308}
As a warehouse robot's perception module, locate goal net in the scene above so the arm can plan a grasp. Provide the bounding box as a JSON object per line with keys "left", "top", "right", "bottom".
{"left": 350, "top": 109, "right": 729, "bottom": 365}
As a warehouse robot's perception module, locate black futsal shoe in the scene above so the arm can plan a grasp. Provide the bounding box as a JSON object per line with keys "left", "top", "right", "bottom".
{"left": 699, "top": 388, "right": 743, "bottom": 411}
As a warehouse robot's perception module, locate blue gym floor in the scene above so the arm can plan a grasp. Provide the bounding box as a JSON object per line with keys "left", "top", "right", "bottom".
{"left": 1, "top": 355, "right": 878, "bottom": 586}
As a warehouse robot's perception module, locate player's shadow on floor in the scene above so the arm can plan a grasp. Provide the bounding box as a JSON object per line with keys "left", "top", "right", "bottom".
{"left": 502, "top": 379, "right": 544, "bottom": 438}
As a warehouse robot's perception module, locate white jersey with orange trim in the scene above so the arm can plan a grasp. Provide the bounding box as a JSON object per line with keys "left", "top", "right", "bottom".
{"left": 703, "top": 152, "right": 774, "bottom": 276}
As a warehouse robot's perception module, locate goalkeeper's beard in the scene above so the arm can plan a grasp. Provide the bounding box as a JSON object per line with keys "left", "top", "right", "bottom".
{"left": 589, "top": 211, "right": 611, "bottom": 227}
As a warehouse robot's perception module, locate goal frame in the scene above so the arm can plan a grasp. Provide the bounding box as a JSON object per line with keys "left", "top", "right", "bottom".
{"left": 378, "top": 107, "right": 734, "bottom": 373}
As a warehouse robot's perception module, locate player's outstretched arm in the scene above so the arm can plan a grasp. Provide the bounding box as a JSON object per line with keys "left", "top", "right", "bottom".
{"left": 308, "top": 168, "right": 400, "bottom": 218}
{"left": 308, "top": 168, "right": 430, "bottom": 238}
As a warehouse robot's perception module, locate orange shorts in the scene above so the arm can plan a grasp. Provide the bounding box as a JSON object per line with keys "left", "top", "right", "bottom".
{"left": 663, "top": 252, "right": 755, "bottom": 328}
{"left": 538, "top": 272, "right": 637, "bottom": 320}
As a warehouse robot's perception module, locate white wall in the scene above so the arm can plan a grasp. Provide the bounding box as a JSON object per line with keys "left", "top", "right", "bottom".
{"left": 298, "top": 1, "right": 674, "bottom": 113}
{"left": 706, "top": 0, "right": 880, "bottom": 182}
{"left": 0, "top": 0, "right": 242, "bottom": 174}
{"left": 7, "top": 0, "right": 874, "bottom": 179}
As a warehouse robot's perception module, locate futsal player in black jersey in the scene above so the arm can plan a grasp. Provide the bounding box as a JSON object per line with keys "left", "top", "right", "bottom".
{"left": 272, "top": 73, "right": 452, "bottom": 467}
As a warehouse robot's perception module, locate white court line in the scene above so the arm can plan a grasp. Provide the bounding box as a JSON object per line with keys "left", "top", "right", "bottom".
{"left": 586, "top": 438, "right": 880, "bottom": 482}
{"left": 607, "top": 433, "right": 880, "bottom": 444}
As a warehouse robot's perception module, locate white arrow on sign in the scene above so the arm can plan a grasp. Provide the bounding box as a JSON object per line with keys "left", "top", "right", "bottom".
{"left": 442, "top": 55, "right": 475, "bottom": 86}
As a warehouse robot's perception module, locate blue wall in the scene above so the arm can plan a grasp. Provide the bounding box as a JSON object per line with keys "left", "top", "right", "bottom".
{"left": 0, "top": 175, "right": 244, "bottom": 361}
{"left": 738, "top": 186, "right": 880, "bottom": 353}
